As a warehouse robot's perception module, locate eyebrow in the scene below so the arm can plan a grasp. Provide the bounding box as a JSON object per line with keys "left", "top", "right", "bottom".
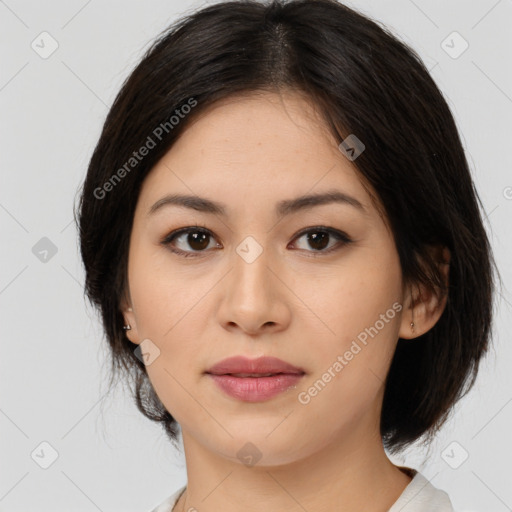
{"left": 147, "top": 189, "right": 366, "bottom": 218}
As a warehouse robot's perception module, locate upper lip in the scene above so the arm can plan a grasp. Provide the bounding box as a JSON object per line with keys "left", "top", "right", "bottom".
{"left": 206, "top": 356, "right": 305, "bottom": 376}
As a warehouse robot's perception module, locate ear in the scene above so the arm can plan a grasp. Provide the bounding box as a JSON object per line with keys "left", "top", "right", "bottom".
{"left": 399, "top": 245, "right": 450, "bottom": 340}
{"left": 120, "top": 294, "right": 141, "bottom": 345}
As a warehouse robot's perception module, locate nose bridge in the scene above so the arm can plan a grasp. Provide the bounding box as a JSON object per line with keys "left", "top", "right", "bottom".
{"left": 217, "top": 226, "right": 291, "bottom": 335}
{"left": 231, "top": 233, "right": 273, "bottom": 300}
{"left": 215, "top": 232, "right": 289, "bottom": 334}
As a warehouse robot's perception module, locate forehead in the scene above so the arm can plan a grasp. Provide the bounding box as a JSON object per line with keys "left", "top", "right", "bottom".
{"left": 137, "top": 91, "right": 378, "bottom": 221}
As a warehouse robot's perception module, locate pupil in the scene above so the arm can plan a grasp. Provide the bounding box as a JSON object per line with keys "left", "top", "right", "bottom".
{"left": 189, "top": 232, "right": 209, "bottom": 250}
{"left": 308, "top": 232, "right": 329, "bottom": 250}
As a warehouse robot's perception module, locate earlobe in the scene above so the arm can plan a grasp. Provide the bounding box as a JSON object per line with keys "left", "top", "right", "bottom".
{"left": 121, "top": 305, "right": 141, "bottom": 344}
{"left": 398, "top": 283, "right": 420, "bottom": 340}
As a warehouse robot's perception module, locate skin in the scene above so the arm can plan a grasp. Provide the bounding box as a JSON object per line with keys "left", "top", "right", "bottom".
{"left": 122, "top": 90, "right": 449, "bottom": 512}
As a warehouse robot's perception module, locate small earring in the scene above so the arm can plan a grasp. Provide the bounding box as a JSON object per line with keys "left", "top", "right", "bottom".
{"left": 410, "top": 321, "right": 415, "bottom": 332}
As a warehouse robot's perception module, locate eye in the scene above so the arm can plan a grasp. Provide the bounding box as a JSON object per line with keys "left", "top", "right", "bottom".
{"left": 161, "top": 226, "right": 220, "bottom": 258}
{"left": 289, "top": 226, "right": 352, "bottom": 256}
{"left": 161, "top": 225, "right": 352, "bottom": 258}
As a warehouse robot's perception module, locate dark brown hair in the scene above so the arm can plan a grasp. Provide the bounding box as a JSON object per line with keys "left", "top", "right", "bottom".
{"left": 75, "top": 0, "right": 498, "bottom": 455}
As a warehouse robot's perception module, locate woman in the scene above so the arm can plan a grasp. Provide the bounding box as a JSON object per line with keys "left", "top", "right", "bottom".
{"left": 76, "top": 0, "right": 497, "bottom": 510}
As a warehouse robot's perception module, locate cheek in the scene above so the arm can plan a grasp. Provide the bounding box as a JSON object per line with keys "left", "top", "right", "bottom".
{"left": 291, "top": 250, "right": 402, "bottom": 342}
{"left": 292, "top": 251, "right": 402, "bottom": 403}
{"left": 128, "top": 240, "right": 202, "bottom": 335}
{"left": 127, "top": 243, "right": 214, "bottom": 389}
{"left": 294, "top": 294, "right": 401, "bottom": 438}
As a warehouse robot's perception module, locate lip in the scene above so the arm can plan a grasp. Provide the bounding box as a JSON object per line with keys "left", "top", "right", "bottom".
{"left": 206, "top": 355, "right": 305, "bottom": 376}
{"left": 205, "top": 356, "right": 305, "bottom": 402}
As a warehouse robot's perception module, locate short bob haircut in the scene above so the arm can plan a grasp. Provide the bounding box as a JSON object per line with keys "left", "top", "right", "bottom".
{"left": 76, "top": 0, "right": 498, "bottom": 455}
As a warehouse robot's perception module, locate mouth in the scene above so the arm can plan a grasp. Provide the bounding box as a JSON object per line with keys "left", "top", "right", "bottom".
{"left": 205, "top": 356, "right": 305, "bottom": 402}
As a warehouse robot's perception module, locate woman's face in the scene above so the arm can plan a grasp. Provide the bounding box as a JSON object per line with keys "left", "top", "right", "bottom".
{"left": 123, "top": 90, "right": 412, "bottom": 466}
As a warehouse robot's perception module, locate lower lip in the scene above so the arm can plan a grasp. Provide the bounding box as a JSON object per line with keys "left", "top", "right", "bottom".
{"left": 207, "top": 373, "right": 304, "bottom": 402}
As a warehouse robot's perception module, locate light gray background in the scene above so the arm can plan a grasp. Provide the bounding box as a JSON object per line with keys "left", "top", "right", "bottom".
{"left": 1, "top": 0, "right": 511, "bottom": 511}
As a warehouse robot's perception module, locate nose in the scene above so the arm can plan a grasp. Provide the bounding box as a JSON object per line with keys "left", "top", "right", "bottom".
{"left": 216, "top": 241, "right": 291, "bottom": 337}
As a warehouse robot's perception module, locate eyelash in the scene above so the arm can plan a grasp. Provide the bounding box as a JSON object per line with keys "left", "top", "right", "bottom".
{"left": 160, "top": 225, "right": 353, "bottom": 258}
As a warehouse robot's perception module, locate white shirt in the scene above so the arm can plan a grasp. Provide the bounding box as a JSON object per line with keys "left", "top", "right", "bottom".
{"left": 149, "top": 468, "right": 454, "bottom": 512}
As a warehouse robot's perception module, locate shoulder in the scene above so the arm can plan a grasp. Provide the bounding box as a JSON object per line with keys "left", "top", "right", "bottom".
{"left": 388, "top": 470, "right": 455, "bottom": 512}
{"left": 147, "top": 485, "right": 186, "bottom": 512}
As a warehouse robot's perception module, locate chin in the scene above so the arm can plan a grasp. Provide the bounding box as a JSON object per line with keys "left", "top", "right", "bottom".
{"left": 203, "top": 430, "right": 314, "bottom": 468}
